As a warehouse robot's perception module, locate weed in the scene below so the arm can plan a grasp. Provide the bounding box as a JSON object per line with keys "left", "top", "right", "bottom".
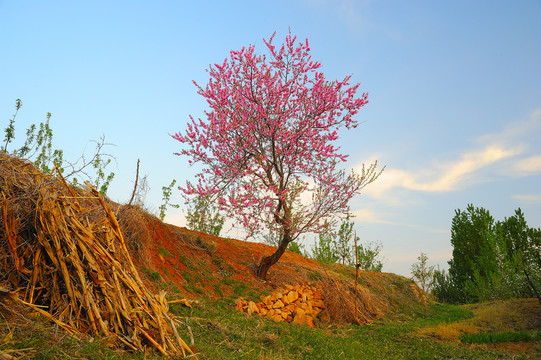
{"left": 214, "top": 283, "right": 224, "bottom": 297}
{"left": 196, "top": 236, "right": 217, "bottom": 254}
{"left": 184, "top": 283, "right": 205, "bottom": 295}
{"left": 233, "top": 283, "right": 249, "bottom": 297}
{"left": 182, "top": 271, "right": 192, "bottom": 283}
{"left": 140, "top": 266, "right": 160, "bottom": 281}
{"left": 177, "top": 252, "right": 197, "bottom": 271}
{"left": 166, "top": 280, "right": 181, "bottom": 294}
{"left": 211, "top": 254, "right": 235, "bottom": 274}
{"left": 158, "top": 247, "right": 172, "bottom": 257}
{"left": 307, "top": 271, "right": 323, "bottom": 281}
{"left": 221, "top": 278, "right": 250, "bottom": 298}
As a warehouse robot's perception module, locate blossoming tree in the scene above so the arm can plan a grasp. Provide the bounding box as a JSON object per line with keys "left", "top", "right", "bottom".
{"left": 173, "top": 32, "right": 383, "bottom": 279}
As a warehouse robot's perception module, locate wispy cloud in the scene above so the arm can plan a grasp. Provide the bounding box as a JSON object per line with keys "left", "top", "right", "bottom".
{"left": 359, "top": 108, "right": 541, "bottom": 199}
{"left": 513, "top": 155, "right": 541, "bottom": 175}
{"left": 512, "top": 193, "right": 541, "bottom": 204}
{"left": 351, "top": 208, "right": 389, "bottom": 224}
{"left": 476, "top": 107, "right": 541, "bottom": 148}
{"left": 351, "top": 208, "right": 448, "bottom": 234}
{"left": 361, "top": 145, "right": 521, "bottom": 198}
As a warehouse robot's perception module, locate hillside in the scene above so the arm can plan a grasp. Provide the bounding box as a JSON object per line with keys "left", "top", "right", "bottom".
{"left": 120, "top": 206, "right": 427, "bottom": 320}
{"left": 1, "top": 153, "right": 539, "bottom": 359}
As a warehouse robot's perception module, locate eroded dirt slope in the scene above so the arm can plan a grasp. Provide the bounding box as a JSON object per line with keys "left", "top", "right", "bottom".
{"left": 118, "top": 207, "right": 427, "bottom": 323}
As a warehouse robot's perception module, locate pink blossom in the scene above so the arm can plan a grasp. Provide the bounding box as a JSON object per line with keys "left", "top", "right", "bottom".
{"left": 173, "top": 31, "right": 383, "bottom": 276}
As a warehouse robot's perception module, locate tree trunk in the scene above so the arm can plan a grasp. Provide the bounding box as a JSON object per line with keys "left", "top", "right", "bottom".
{"left": 256, "top": 234, "right": 292, "bottom": 279}
{"left": 524, "top": 269, "right": 541, "bottom": 305}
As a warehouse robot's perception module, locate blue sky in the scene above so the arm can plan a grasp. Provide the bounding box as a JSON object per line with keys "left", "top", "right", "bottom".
{"left": 2, "top": 1, "right": 540, "bottom": 276}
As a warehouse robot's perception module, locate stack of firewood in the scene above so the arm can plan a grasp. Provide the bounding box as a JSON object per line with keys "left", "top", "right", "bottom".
{"left": 236, "top": 284, "right": 324, "bottom": 327}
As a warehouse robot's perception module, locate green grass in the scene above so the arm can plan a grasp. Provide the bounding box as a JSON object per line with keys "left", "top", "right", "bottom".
{"left": 140, "top": 265, "right": 161, "bottom": 281}
{"left": 0, "top": 314, "right": 161, "bottom": 360}
{"left": 158, "top": 247, "right": 172, "bottom": 257}
{"left": 165, "top": 300, "right": 526, "bottom": 360}
{"left": 460, "top": 330, "right": 541, "bottom": 344}
{"left": 3, "top": 299, "right": 538, "bottom": 359}
{"left": 213, "top": 283, "right": 224, "bottom": 297}
{"left": 183, "top": 283, "right": 205, "bottom": 296}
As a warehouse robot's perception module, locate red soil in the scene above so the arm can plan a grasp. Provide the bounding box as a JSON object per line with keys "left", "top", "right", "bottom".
{"left": 129, "top": 212, "right": 322, "bottom": 299}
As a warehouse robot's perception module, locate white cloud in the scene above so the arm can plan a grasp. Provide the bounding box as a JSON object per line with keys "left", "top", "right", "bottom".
{"left": 512, "top": 193, "right": 541, "bottom": 204}
{"left": 513, "top": 155, "right": 541, "bottom": 175}
{"left": 476, "top": 107, "right": 541, "bottom": 148}
{"left": 351, "top": 208, "right": 448, "bottom": 235}
{"left": 351, "top": 208, "right": 389, "bottom": 224}
{"left": 359, "top": 108, "right": 541, "bottom": 200}
{"left": 360, "top": 145, "right": 520, "bottom": 198}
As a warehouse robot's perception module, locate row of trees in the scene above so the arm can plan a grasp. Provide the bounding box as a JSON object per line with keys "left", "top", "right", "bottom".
{"left": 411, "top": 205, "right": 541, "bottom": 304}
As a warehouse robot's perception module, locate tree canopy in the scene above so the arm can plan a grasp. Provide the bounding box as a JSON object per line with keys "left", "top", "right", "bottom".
{"left": 434, "top": 205, "right": 540, "bottom": 304}
{"left": 174, "top": 32, "right": 382, "bottom": 278}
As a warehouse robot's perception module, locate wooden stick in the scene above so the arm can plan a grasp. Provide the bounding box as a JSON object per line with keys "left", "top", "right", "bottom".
{"left": 353, "top": 230, "right": 360, "bottom": 325}
{"left": 128, "top": 159, "right": 140, "bottom": 206}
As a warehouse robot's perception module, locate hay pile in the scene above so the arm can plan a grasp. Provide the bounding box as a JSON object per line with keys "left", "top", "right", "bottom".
{"left": 320, "top": 275, "right": 383, "bottom": 325}
{"left": 0, "top": 153, "right": 194, "bottom": 357}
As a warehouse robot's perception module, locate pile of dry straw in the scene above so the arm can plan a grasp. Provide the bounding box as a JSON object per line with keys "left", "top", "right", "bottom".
{"left": 0, "top": 152, "right": 194, "bottom": 357}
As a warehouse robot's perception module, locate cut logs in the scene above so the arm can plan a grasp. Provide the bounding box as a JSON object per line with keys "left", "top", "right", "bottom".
{"left": 236, "top": 284, "right": 324, "bottom": 327}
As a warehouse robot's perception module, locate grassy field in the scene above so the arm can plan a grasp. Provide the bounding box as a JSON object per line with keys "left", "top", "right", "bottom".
{"left": 2, "top": 296, "right": 539, "bottom": 359}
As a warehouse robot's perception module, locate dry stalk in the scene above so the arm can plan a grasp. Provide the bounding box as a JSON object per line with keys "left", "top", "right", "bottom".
{"left": 0, "top": 152, "right": 195, "bottom": 357}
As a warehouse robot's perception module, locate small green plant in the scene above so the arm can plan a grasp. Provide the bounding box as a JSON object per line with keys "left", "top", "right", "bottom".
{"left": 197, "top": 236, "right": 217, "bottom": 254}
{"left": 140, "top": 266, "right": 161, "bottom": 281}
{"left": 166, "top": 280, "right": 181, "bottom": 294}
{"left": 287, "top": 240, "right": 306, "bottom": 256}
{"left": 411, "top": 252, "right": 435, "bottom": 293}
{"left": 308, "top": 271, "right": 323, "bottom": 282}
{"left": 311, "top": 232, "right": 339, "bottom": 264}
{"left": 213, "top": 283, "right": 224, "bottom": 297}
{"left": 355, "top": 240, "right": 385, "bottom": 272}
{"left": 185, "top": 194, "right": 225, "bottom": 236}
{"left": 158, "top": 179, "right": 180, "bottom": 221}
{"left": 309, "top": 217, "right": 385, "bottom": 272}
{"left": 184, "top": 283, "right": 204, "bottom": 295}
{"left": 158, "top": 247, "right": 172, "bottom": 257}
{"left": 3, "top": 98, "right": 21, "bottom": 151}
{"left": 3, "top": 99, "right": 115, "bottom": 195}
{"left": 232, "top": 282, "right": 249, "bottom": 297}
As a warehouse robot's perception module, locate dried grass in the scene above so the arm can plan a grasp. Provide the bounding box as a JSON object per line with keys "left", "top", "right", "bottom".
{"left": 116, "top": 204, "right": 154, "bottom": 267}
{"left": 464, "top": 298, "right": 541, "bottom": 332}
{"left": 319, "top": 271, "right": 384, "bottom": 325}
{"left": 0, "top": 153, "right": 194, "bottom": 357}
